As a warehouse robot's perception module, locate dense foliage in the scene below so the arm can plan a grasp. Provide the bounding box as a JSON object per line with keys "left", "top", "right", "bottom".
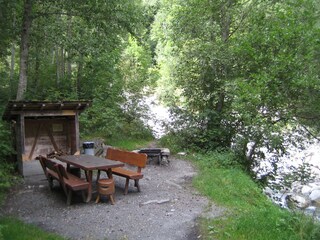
{"left": 0, "top": 0, "right": 155, "bottom": 141}
{"left": 1, "top": 1, "right": 320, "bottom": 239}
{"left": 152, "top": 0, "right": 320, "bottom": 173}
{"left": 0, "top": 120, "right": 16, "bottom": 202}
{"left": 0, "top": 0, "right": 320, "bottom": 176}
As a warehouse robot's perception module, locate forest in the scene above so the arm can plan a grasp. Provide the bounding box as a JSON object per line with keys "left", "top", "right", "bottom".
{"left": 0, "top": 0, "right": 320, "bottom": 176}
{"left": 1, "top": 0, "right": 320, "bottom": 239}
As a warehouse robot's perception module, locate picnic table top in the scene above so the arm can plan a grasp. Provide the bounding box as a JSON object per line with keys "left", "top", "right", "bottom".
{"left": 56, "top": 154, "right": 124, "bottom": 170}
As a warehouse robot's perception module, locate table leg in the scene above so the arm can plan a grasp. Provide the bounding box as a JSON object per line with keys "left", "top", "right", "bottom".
{"left": 85, "top": 170, "right": 93, "bottom": 202}
{"left": 106, "top": 169, "right": 113, "bottom": 179}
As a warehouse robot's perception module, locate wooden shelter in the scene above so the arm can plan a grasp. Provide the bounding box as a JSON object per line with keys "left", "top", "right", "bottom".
{"left": 2, "top": 101, "right": 91, "bottom": 175}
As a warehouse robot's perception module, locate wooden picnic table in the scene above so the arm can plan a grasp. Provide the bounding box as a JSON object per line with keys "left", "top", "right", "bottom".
{"left": 56, "top": 154, "right": 124, "bottom": 202}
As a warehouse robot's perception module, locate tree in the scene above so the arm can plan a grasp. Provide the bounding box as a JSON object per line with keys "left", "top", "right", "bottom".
{"left": 16, "top": 0, "right": 33, "bottom": 100}
{"left": 152, "top": 0, "right": 320, "bottom": 173}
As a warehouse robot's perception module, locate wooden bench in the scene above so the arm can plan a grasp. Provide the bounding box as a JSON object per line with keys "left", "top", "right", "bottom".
{"left": 37, "top": 155, "right": 60, "bottom": 190}
{"left": 98, "top": 148, "right": 147, "bottom": 195}
{"left": 37, "top": 155, "right": 89, "bottom": 205}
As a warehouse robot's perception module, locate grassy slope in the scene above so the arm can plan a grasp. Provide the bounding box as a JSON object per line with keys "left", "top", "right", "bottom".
{"left": 191, "top": 152, "right": 320, "bottom": 240}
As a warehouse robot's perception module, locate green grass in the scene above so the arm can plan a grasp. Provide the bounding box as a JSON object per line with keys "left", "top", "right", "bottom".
{"left": 81, "top": 133, "right": 154, "bottom": 151}
{"left": 106, "top": 137, "right": 154, "bottom": 151}
{"left": 191, "top": 151, "right": 320, "bottom": 240}
{"left": 0, "top": 217, "right": 65, "bottom": 240}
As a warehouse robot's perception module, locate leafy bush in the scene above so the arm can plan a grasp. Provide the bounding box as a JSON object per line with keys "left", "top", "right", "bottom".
{"left": 0, "top": 121, "right": 14, "bottom": 160}
{"left": 158, "top": 132, "right": 186, "bottom": 154}
{"left": 0, "top": 120, "right": 16, "bottom": 202}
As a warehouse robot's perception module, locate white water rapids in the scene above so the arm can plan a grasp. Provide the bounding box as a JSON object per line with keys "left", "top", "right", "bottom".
{"left": 144, "top": 97, "right": 320, "bottom": 218}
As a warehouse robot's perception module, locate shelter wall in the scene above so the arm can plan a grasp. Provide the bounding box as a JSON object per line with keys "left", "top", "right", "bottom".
{"left": 23, "top": 118, "right": 77, "bottom": 161}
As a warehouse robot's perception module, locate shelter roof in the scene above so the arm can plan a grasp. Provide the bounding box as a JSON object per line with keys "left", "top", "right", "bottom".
{"left": 2, "top": 100, "right": 91, "bottom": 121}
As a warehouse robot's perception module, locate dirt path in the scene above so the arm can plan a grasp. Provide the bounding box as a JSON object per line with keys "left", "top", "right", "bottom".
{"left": 1, "top": 157, "right": 224, "bottom": 240}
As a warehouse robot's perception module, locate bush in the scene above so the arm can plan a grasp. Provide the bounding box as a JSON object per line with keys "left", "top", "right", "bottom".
{"left": 0, "top": 120, "right": 16, "bottom": 202}
{"left": 0, "top": 121, "right": 13, "bottom": 160}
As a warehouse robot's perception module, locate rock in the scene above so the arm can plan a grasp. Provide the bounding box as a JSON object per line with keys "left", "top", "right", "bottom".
{"left": 304, "top": 206, "right": 317, "bottom": 216}
{"left": 309, "top": 189, "right": 320, "bottom": 201}
{"left": 139, "top": 199, "right": 171, "bottom": 206}
{"left": 301, "top": 185, "right": 312, "bottom": 195}
{"left": 286, "top": 194, "right": 310, "bottom": 209}
{"left": 177, "top": 152, "right": 187, "bottom": 156}
{"left": 308, "top": 182, "right": 320, "bottom": 190}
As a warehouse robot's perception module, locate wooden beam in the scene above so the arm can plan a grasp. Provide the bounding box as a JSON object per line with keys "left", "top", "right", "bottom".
{"left": 28, "top": 123, "right": 42, "bottom": 160}
{"left": 44, "top": 124, "right": 59, "bottom": 152}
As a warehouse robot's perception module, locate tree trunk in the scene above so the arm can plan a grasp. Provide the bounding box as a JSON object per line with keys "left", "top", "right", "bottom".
{"left": 34, "top": 43, "right": 40, "bottom": 91}
{"left": 66, "top": 16, "right": 72, "bottom": 79}
{"left": 16, "top": 0, "right": 33, "bottom": 100}
{"left": 76, "top": 60, "right": 83, "bottom": 97}
{"left": 10, "top": 12, "right": 16, "bottom": 99}
{"left": 10, "top": 42, "right": 16, "bottom": 99}
{"left": 56, "top": 46, "right": 60, "bottom": 85}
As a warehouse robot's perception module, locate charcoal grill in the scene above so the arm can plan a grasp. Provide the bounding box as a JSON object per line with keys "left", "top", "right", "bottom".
{"left": 138, "top": 148, "right": 169, "bottom": 165}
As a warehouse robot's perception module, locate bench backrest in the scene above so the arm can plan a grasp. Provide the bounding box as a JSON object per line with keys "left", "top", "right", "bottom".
{"left": 106, "top": 148, "right": 147, "bottom": 168}
{"left": 55, "top": 163, "right": 69, "bottom": 179}
{"left": 38, "top": 155, "right": 58, "bottom": 175}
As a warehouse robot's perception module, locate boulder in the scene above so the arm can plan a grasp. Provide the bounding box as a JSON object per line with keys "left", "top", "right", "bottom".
{"left": 286, "top": 194, "right": 310, "bottom": 209}
{"left": 301, "top": 185, "right": 312, "bottom": 196}
{"left": 309, "top": 189, "right": 320, "bottom": 201}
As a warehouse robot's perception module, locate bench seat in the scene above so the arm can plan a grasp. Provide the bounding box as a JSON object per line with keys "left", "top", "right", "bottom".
{"left": 112, "top": 167, "right": 143, "bottom": 180}
{"left": 98, "top": 148, "right": 147, "bottom": 195}
{"left": 63, "top": 173, "right": 89, "bottom": 191}
{"left": 37, "top": 155, "right": 89, "bottom": 205}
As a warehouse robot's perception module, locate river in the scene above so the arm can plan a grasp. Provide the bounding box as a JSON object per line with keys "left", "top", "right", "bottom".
{"left": 144, "top": 98, "right": 320, "bottom": 218}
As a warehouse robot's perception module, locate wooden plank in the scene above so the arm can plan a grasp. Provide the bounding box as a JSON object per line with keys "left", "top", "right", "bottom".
{"left": 10, "top": 111, "right": 76, "bottom": 117}
{"left": 28, "top": 123, "right": 42, "bottom": 160}
{"left": 44, "top": 124, "right": 59, "bottom": 152}
{"left": 16, "top": 114, "right": 25, "bottom": 174}
{"left": 74, "top": 114, "right": 80, "bottom": 154}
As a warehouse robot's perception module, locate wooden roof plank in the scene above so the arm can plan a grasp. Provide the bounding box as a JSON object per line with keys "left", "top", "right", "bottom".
{"left": 2, "top": 100, "right": 91, "bottom": 121}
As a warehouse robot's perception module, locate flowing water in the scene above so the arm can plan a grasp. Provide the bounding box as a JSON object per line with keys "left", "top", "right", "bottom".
{"left": 144, "top": 97, "right": 320, "bottom": 219}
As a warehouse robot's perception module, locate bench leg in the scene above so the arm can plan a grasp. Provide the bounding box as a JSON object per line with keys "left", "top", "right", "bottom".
{"left": 48, "top": 177, "right": 54, "bottom": 190}
{"left": 96, "top": 170, "right": 101, "bottom": 183}
{"left": 67, "top": 190, "right": 73, "bottom": 205}
{"left": 134, "top": 179, "right": 141, "bottom": 192}
{"left": 124, "top": 178, "right": 129, "bottom": 195}
{"left": 81, "top": 190, "right": 87, "bottom": 203}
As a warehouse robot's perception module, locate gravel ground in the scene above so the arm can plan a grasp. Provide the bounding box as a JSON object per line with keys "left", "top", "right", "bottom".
{"left": 1, "top": 157, "right": 225, "bottom": 240}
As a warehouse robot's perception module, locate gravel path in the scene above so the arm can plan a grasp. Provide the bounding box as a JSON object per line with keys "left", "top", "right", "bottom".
{"left": 1, "top": 157, "right": 224, "bottom": 240}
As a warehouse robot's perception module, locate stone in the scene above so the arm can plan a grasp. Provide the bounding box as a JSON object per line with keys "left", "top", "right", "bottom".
{"left": 310, "top": 189, "right": 320, "bottom": 201}
{"left": 308, "top": 182, "right": 320, "bottom": 190}
{"left": 286, "top": 194, "right": 310, "bottom": 209}
{"left": 301, "top": 185, "right": 312, "bottom": 196}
